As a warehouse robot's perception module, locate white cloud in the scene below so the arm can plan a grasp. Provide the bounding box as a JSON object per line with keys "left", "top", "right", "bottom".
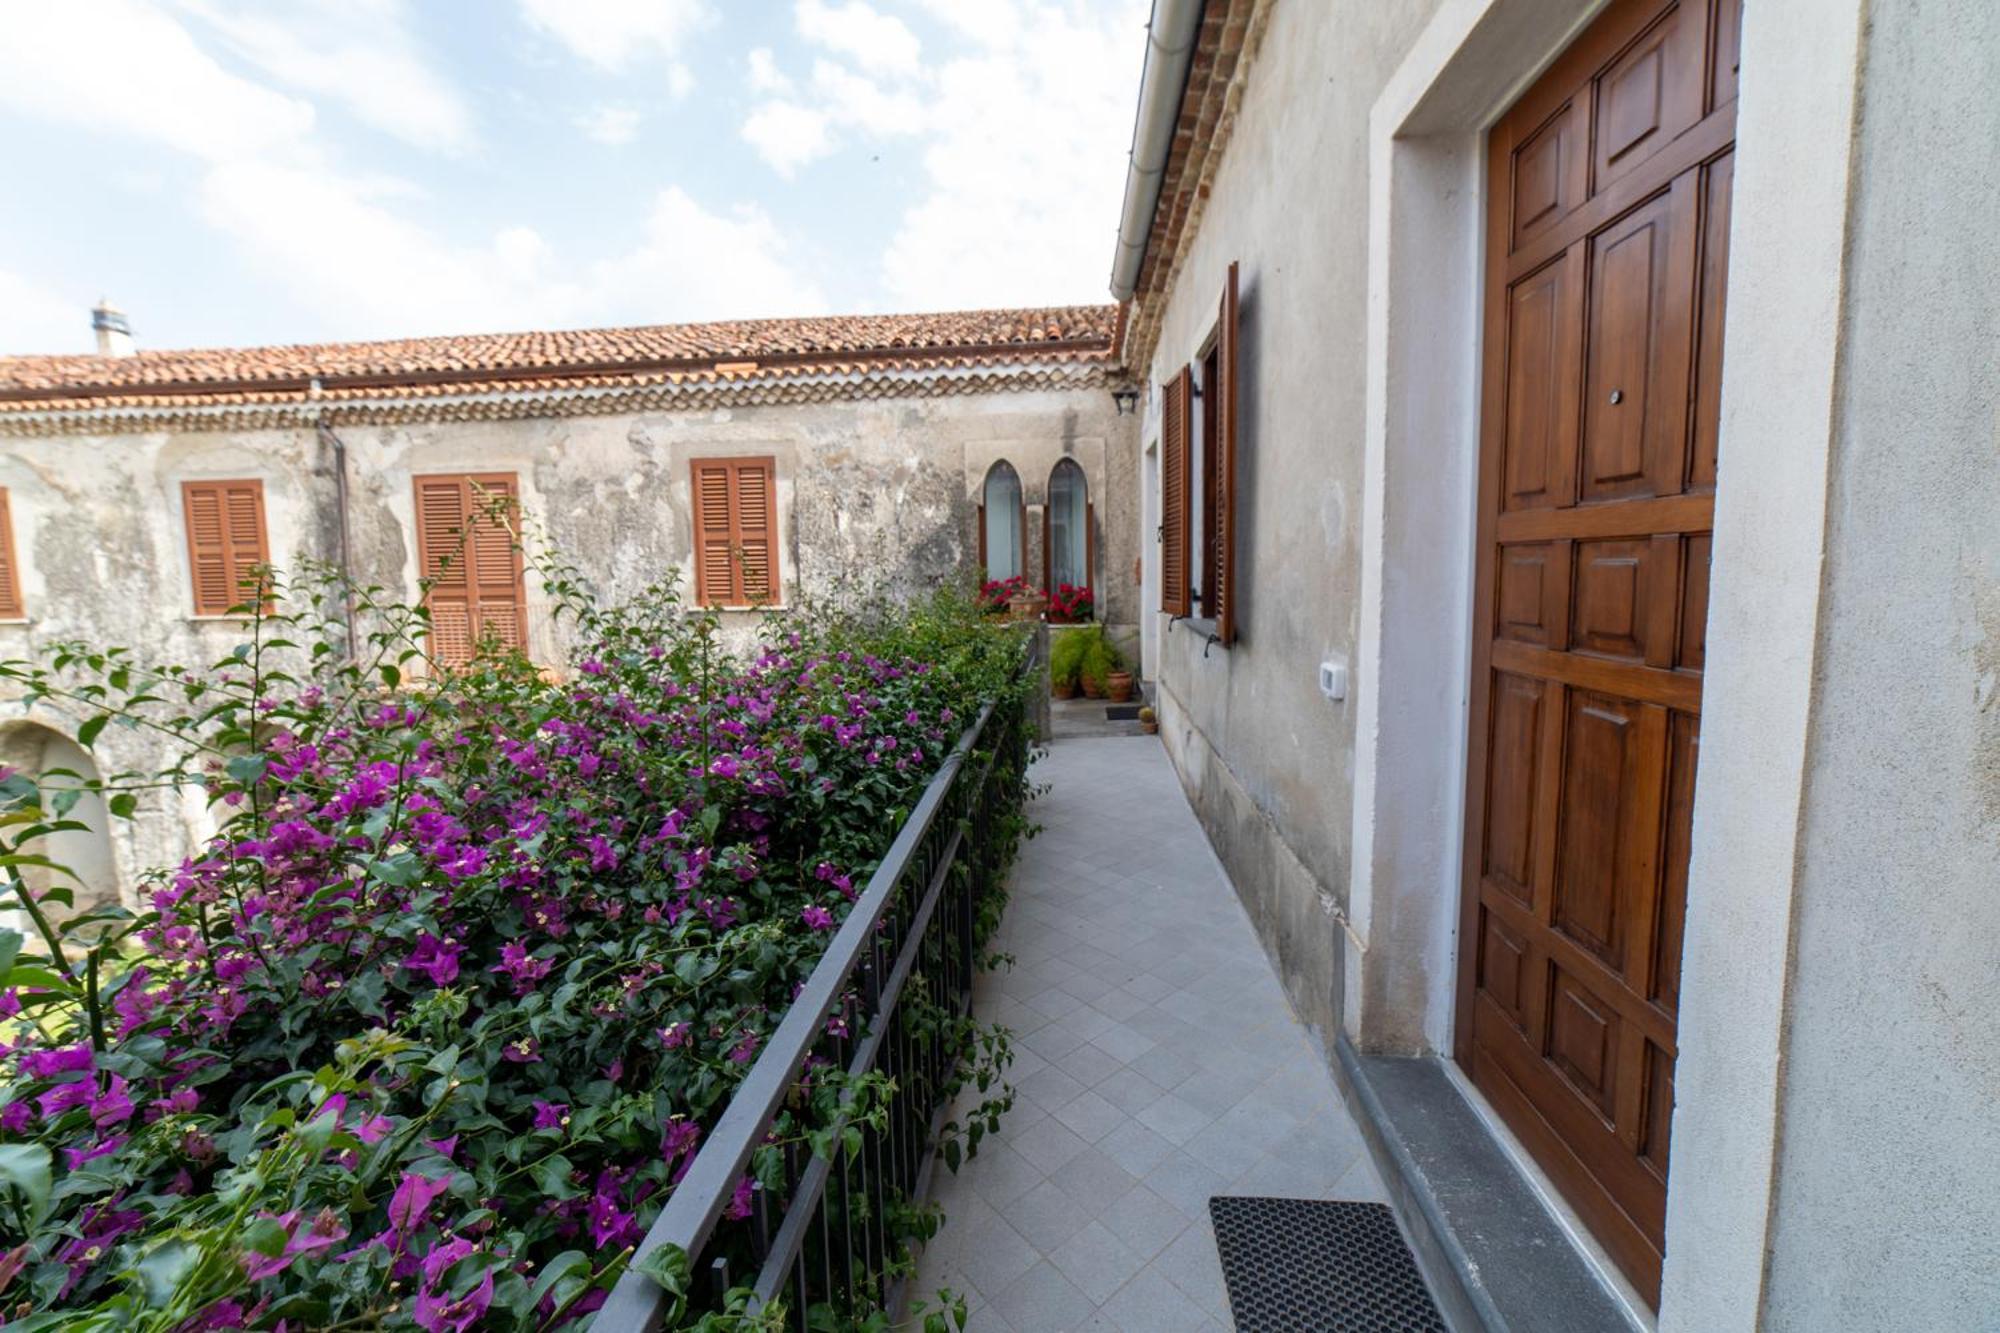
{"left": 176, "top": 0, "right": 474, "bottom": 152}
{"left": 746, "top": 47, "right": 794, "bottom": 96}
{"left": 590, "top": 188, "right": 828, "bottom": 322}
{"left": 879, "top": 1, "right": 1149, "bottom": 309}
{"left": 794, "top": 0, "right": 921, "bottom": 78}
{"left": 741, "top": 101, "right": 833, "bottom": 178}
{"left": 517, "top": 0, "right": 710, "bottom": 71}
{"left": 198, "top": 164, "right": 825, "bottom": 336}
{"left": 0, "top": 0, "right": 314, "bottom": 161}
{"left": 0, "top": 269, "right": 91, "bottom": 356}
{"left": 809, "top": 60, "right": 922, "bottom": 136}
{"left": 740, "top": 58, "right": 918, "bottom": 174}
{"left": 575, "top": 104, "right": 643, "bottom": 144}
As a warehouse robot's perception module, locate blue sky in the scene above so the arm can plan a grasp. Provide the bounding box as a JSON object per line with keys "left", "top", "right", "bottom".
{"left": 0, "top": 0, "right": 1149, "bottom": 356}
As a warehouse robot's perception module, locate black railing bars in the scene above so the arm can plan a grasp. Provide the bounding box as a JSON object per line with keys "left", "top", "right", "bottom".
{"left": 595, "top": 650, "right": 1033, "bottom": 1331}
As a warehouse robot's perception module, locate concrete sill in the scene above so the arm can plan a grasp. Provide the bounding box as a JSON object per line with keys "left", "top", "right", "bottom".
{"left": 1332, "top": 1034, "right": 1647, "bottom": 1333}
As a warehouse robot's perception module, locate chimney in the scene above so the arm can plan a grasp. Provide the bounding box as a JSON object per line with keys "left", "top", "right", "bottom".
{"left": 91, "top": 299, "right": 134, "bottom": 357}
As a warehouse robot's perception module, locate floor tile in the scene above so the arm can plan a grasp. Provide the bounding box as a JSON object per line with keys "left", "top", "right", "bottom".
{"left": 911, "top": 738, "right": 1381, "bottom": 1332}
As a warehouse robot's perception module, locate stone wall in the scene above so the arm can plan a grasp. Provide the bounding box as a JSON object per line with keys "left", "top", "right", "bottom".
{"left": 1133, "top": 0, "right": 1444, "bottom": 1050}
{"left": 0, "top": 381, "right": 1136, "bottom": 902}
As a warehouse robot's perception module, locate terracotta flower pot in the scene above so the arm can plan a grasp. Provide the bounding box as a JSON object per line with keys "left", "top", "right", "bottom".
{"left": 1105, "top": 670, "right": 1135, "bottom": 703}
{"left": 1007, "top": 593, "right": 1048, "bottom": 622}
{"left": 1051, "top": 679, "right": 1079, "bottom": 700}
{"left": 1141, "top": 719, "right": 1159, "bottom": 735}
{"left": 1080, "top": 675, "right": 1105, "bottom": 699}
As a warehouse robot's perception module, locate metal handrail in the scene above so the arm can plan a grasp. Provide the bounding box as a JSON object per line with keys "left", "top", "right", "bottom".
{"left": 596, "top": 642, "right": 1033, "bottom": 1330}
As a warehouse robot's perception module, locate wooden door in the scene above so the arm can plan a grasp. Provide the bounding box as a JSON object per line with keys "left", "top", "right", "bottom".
{"left": 1458, "top": 0, "right": 1740, "bottom": 1300}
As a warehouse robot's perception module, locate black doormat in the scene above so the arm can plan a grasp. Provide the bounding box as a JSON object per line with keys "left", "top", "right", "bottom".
{"left": 1104, "top": 704, "right": 1143, "bottom": 720}
{"left": 1208, "top": 1196, "right": 1447, "bottom": 1332}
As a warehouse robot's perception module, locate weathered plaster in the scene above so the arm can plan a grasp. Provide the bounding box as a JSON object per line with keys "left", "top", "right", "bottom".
{"left": 1748, "top": 0, "right": 2000, "bottom": 1324}
{"left": 0, "top": 383, "right": 1136, "bottom": 903}
{"left": 1136, "top": 0, "right": 1446, "bottom": 1055}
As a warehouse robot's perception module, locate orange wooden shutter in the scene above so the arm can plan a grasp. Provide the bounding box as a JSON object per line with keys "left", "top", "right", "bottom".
{"left": 1160, "top": 367, "right": 1192, "bottom": 616}
{"left": 413, "top": 473, "right": 525, "bottom": 665}
{"left": 691, "top": 458, "right": 778, "bottom": 606}
{"left": 0, "top": 489, "right": 22, "bottom": 619}
{"left": 1214, "top": 261, "right": 1241, "bottom": 645}
{"left": 735, "top": 460, "right": 776, "bottom": 603}
{"left": 182, "top": 480, "right": 269, "bottom": 615}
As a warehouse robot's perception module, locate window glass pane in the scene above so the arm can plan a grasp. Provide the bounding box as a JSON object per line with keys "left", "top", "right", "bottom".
{"left": 982, "top": 463, "right": 1022, "bottom": 580}
{"left": 1048, "top": 459, "right": 1088, "bottom": 588}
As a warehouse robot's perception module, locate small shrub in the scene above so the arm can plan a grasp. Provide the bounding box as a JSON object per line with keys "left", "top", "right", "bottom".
{"left": 1049, "top": 627, "right": 1088, "bottom": 690}
{"left": 1078, "top": 627, "right": 1123, "bottom": 695}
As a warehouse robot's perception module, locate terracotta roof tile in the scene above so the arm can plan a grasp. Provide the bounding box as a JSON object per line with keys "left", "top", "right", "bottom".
{"left": 0, "top": 305, "right": 1120, "bottom": 403}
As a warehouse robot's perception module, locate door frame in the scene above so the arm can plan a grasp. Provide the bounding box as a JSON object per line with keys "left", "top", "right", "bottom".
{"left": 1351, "top": 0, "right": 1864, "bottom": 1325}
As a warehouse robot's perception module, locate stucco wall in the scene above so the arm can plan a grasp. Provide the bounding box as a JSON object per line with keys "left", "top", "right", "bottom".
{"left": 0, "top": 382, "right": 1135, "bottom": 902}
{"left": 1140, "top": 0, "right": 1444, "bottom": 1045}
{"left": 1753, "top": 0, "right": 2000, "bottom": 1322}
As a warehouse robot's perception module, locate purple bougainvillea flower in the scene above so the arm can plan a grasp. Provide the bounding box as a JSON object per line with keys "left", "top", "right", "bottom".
{"left": 0, "top": 1102, "right": 29, "bottom": 1132}
{"left": 53, "top": 1203, "right": 144, "bottom": 1297}
{"left": 63, "top": 1134, "right": 126, "bottom": 1170}
{"left": 88, "top": 1074, "right": 135, "bottom": 1128}
{"left": 586, "top": 1171, "right": 642, "bottom": 1249}
{"left": 729, "top": 1032, "right": 761, "bottom": 1064}
{"left": 801, "top": 905, "right": 835, "bottom": 931}
{"left": 242, "top": 1208, "right": 349, "bottom": 1282}
{"left": 404, "top": 934, "right": 463, "bottom": 987}
{"left": 657, "top": 1021, "right": 690, "bottom": 1049}
{"left": 20, "top": 1043, "right": 94, "bottom": 1079}
{"left": 708, "top": 754, "right": 740, "bottom": 779}
{"left": 353, "top": 1113, "right": 394, "bottom": 1145}
{"left": 661, "top": 1118, "right": 701, "bottom": 1163}
{"left": 387, "top": 1170, "right": 452, "bottom": 1234}
{"left": 532, "top": 1100, "right": 568, "bottom": 1132}
{"left": 413, "top": 1237, "right": 494, "bottom": 1333}
{"left": 501, "top": 1037, "right": 541, "bottom": 1064}
{"left": 725, "top": 1176, "right": 756, "bottom": 1221}
{"left": 490, "top": 942, "right": 554, "bottom": 994}
{"left": 425, "top": 1136, "right": 459, "bottom": 1160}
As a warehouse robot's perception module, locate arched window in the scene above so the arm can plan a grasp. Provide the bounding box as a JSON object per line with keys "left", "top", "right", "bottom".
{"left": 0, "top": 723, "right": 118, "bottom": 930}
{"left": 1045, "top": 458, "right": 1091, "bottom": 594}
{"left": 978, "top": 461, "right": 1024, "bottom": 581}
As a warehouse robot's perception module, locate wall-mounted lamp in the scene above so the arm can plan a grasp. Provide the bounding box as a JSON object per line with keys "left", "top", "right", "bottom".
{"left": 1111, "top": 387, "right": 1140, "bottom": 415}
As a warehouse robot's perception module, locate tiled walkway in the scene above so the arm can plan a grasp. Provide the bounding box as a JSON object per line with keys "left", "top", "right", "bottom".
{"left": 911, "top": 736, "right": 1388, "bottom": 1331}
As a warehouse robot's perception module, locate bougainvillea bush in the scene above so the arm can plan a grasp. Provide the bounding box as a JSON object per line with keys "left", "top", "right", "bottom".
{"left": 0, "top": 549, "right": 1029, "bottom": 1331}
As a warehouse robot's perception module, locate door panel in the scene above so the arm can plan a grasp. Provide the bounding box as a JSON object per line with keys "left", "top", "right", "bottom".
{"left": 1459, "top": 0, "right": 1738, "bottom": 1302}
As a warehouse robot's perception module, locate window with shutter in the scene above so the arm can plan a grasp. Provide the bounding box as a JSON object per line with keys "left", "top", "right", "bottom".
{"left": 690, "top": 457, "right": 780, "bottom": 607}
{"left": 181, "top": 480, "right": 270, "bottom": 616}
{"left": 1213, "top": 260, "right": 1241, "bottom": 645}
{"left": 413, "top": 473, "right": 526, "bottom": 665}
{"left": 0, "top": 489, "right": 22, "bottom": 620}
{"left": 1159, "top": 367, "right": 1192, "bottom": 616}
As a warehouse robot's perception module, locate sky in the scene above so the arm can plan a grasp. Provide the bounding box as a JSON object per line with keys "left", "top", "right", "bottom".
{"left": 0, "top": 0, "right": 1150, "bottom": 357}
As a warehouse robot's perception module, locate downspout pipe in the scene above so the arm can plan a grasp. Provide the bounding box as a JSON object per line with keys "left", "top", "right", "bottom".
{"left": 314, "top": 409, "right": 360, "bottom": 664}
{"left": 1109, "top": 0, "right": 1205, "bottom": 301}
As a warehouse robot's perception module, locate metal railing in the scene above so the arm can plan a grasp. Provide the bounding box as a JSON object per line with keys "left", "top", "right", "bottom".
{"left": 596, "top": 652, "right": 1033, "bottom": 1331}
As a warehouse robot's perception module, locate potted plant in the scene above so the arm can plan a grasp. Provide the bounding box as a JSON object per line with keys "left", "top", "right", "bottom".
{"left": 1104, "top": 663, "right": 1135, "bottom": 703}
{"left": 1138, "top": 705, "right": 1158, "bottom": 735}
{"left": 1079, "top": 627, "right": 1116, "bottom": 699}
{"left": 1007, "top": 585, "right": 1048, "bottom": 622}
{"left": 977, "top": 574, "right": 1028, "bottom": 616}
{"left": 1049, "top": 627, "right": 1086, "bottom": 700}
{"left": 1047, "top": 583, "right": 1094, "bottom": 624}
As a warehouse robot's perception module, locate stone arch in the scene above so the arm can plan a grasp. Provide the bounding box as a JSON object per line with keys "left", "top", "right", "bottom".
{"left": 0, "top": 722, "right": 119, "bottom": 928}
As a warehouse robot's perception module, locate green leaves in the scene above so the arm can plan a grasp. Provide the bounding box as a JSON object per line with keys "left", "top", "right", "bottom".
{"left": 0, "top": 1144, "right": 52, "bottom": 1225}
